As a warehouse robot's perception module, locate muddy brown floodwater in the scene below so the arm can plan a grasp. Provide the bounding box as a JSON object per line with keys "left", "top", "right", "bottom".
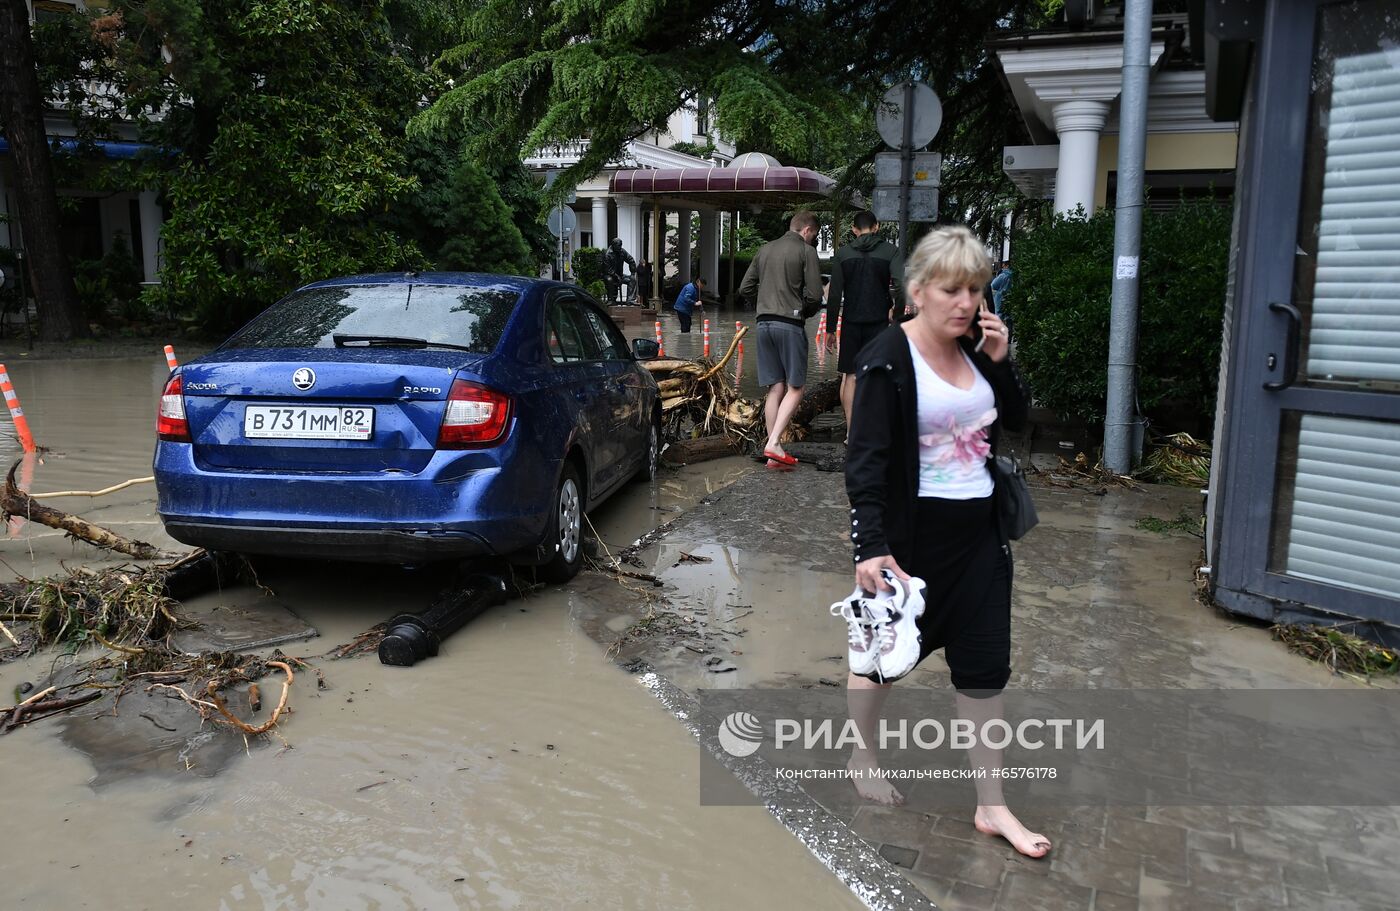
{"left": 0, "top": 357, "right": 864, "bottom": 910}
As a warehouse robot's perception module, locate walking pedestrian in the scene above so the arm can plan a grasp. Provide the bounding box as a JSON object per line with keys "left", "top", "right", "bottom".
{"left": 990, "top": 262, "right": 1013, "bottom": 318}
{"left": 827, "top": 210, "right": 902, "bottom": 437}
{"left": 673, "top": 275, "right": 705, "bottom": 333}
{"left": 838, "top": 225, "right": 1049, "bottom": 858}
{"left": 738, "top": 211, "right": 824, "bottom": 466}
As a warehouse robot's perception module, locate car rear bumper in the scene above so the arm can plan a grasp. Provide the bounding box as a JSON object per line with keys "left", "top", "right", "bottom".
{"left": 154, "top": 441, "right": 555, "bottom": 564}
{"left": 161, "top": 521, "right": 495, "bottom": 563}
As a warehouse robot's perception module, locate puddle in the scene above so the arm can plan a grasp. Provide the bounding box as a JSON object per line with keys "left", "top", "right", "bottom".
{"left": 0, "top": 356, "right": 865, "bottom": 910}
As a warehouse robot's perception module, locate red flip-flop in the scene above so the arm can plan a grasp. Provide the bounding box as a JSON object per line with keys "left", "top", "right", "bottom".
{"left": 764, "top": 450, "right": 798, "bottom": 466}
{"left": 765, "top": 458, "right": 795, "bottom": 471}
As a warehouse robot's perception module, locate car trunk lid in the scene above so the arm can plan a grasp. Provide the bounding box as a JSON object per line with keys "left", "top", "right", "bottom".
{"left": 182, "top": 349, "right": 487, "bottom": 473}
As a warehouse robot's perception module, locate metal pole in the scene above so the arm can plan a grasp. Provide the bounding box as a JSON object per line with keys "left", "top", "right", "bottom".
{"left": 17, "top": 250, "right": 31, "bottom": 349}
{"left": 557, "top": 201, "right": 565, "bottom": 281}
{"left": 728, "top": 211, "right": 738, "bottom": 307}
{"left": 898, "top": 81, "right": 914, "bottom": 257}
{"left": 1103, "top": 0, "right": 1153, "bottom": 474}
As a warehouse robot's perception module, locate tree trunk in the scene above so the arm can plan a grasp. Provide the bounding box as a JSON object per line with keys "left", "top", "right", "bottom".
{"left": 661, "top": 434, "right": 744, "bottom": 465}
{"left": 790, "top": 377, "right": 842, "bottom": 428}
{"left": 0, "top": 0, "right": 89, "bottom": 341}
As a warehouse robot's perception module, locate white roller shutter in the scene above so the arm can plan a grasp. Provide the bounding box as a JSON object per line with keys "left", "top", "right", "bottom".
{"left": 1285, "top": 414, "right": 1400, "bottom": 598}
{"left": 1309, "top": 49, "right": 1400, "bottom": 386}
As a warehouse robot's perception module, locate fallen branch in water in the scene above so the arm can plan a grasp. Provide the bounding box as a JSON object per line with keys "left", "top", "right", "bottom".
{"left": 2, "top": 460, "right": 178, "bottom": 560}
{"left": 30, "top": 476, "right": 155, "bottom": 500}
{"left": 2, "top": 687, "right": 100, "bottom": 732}
{"left": 0, "top": 685, "right": 57, "bottom": 727}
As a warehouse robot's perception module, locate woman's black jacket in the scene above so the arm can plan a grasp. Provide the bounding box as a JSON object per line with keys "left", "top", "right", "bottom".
{"left": 844, "top": 325, "right": 1029, "bottom": 569}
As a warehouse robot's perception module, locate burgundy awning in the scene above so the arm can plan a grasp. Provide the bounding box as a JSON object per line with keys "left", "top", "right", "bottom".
{"left": 608, "top": 166, "right": 836, "bottom": 208}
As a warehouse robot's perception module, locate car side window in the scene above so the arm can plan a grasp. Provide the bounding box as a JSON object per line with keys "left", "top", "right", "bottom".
{"left": 546, "top": 295, "right": 599, "bottom": 364}
{"left": 579, "top": 301, "right": 629, "bottom": 361}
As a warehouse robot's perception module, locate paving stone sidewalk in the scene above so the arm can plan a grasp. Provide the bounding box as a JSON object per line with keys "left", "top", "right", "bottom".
{"left": 632, "top": 459, "right": 1400, "bottom": 911}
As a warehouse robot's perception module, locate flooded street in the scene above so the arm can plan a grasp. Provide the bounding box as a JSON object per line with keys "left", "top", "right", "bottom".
{"left": 0, "top": 356, "right": 864, "bottom": 910}
{"left": 7, "top": 349, "right": 1400, "bottom": 911}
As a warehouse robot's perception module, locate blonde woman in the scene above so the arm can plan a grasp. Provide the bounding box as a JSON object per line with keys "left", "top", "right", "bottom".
{"left": 839, "top": 225, "right": 1049, "bottom": 858}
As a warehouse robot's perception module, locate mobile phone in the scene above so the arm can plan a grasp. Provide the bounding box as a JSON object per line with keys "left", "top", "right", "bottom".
{"left": 972, "top": 303, "right": 987, "bottom": 353}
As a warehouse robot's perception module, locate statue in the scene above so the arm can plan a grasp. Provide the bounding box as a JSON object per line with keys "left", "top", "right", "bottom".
{"left": 603, "top": 237, "right": 637, "bottom": 304}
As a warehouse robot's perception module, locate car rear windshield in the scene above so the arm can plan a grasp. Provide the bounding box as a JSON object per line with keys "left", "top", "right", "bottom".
{"left": 222, "top": 284, "right": 522, "bottom": 353}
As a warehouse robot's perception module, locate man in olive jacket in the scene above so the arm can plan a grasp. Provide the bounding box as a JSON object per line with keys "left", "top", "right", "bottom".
{"left": 738, "top": 210, "right": 823, "bottom": 464}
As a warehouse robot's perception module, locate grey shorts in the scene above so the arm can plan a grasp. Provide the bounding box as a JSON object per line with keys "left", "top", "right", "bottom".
{"left": 756, "top": 320, "right": 808, "bottom": 388}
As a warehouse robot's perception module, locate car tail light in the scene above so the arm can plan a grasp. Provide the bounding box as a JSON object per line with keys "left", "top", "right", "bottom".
{"left": 157, "top": 373, "right": 191, "bottom": 442}
{"left": 437, "top": 379, "right": 511, "bottom": 448}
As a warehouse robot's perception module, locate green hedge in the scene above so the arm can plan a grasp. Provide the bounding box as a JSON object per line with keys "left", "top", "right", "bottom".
{"left": 573, "top": 246, "right": 604, "bottom": 287}
{"left": 1007, "top": 199, "right": 1231, "bottom": 431}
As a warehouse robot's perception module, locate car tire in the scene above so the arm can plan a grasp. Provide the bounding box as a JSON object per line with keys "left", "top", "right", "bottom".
{"left": 634, "top": 415, "right": 661, "bottom": 483}
{"left": 539, "top": 462, "right": 585, "bottom": 583}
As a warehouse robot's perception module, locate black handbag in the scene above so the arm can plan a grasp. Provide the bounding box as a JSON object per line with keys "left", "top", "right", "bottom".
{"left": 992, "top": 454, "right": 1039, "bottom": 540}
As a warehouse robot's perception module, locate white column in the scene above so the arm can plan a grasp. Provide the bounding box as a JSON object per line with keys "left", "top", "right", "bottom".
{"left": 138, "top": 190, "right": 163, "bottom": 282}
{"left": 698, "top": 209, "right": 719, "bottom": 289}
{"left": 614, "top": 196, "right": 643, "bottom": 266}
{"left": 676, "top": 207, "right": 692, "bottom": 282}
{"left": 590, "top": 196, "right": 609, "bottom": 249}
{"left": 1051, "top": 100, "right": 1111, "bottom": 217}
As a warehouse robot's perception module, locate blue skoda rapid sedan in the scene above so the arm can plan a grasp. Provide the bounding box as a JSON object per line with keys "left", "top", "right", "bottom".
{"left": 154, "top": 273, "right": 661, "bottom": 581}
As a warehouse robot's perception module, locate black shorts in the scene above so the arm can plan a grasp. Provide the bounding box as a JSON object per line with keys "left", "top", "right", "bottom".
{"left": 857, "top": 495, "right": 1011, "bottom": 695}
{"left": 837, "top": 320, "right": 888, "bottom": 374}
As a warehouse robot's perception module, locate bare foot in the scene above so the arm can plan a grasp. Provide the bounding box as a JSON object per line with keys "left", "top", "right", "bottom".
{"left": 848, "top": 752, "right": 904, "bottom": 806}
{"left": 974, "top": 805, "right": 1052, "bottom": 858}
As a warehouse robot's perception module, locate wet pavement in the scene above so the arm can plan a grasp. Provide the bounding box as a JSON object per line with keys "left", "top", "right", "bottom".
{"left": 5, "top": 353, "right": 1400, "bottom": 911}
{"left": 604, "top": 460, "right": 1400, "bottom": 911}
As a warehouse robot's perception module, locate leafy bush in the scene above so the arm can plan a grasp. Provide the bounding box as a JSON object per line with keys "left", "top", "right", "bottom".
{"left": 586, "top": 280, "right": 607, "bottom": 301}
{"left": 1007, "top": 199, "right": 1231, "bottom": 431}
{"left": 574, "top": 247, "right": 605, "bottom": 287}
{"left": 73, "top": 235, "right": 144, "bottom": 323}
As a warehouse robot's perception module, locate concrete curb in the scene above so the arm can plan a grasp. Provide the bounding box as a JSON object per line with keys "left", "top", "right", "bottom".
{"left": 627, "top": 660, "right": 937, "bottom": 911}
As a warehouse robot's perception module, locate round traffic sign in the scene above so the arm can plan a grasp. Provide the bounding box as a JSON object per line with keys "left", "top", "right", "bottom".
{"left": 876, "top": 81, "right": 942, "bottom": 151}
{"left": 546, "top": 205, "right": 578, "bottom": 238}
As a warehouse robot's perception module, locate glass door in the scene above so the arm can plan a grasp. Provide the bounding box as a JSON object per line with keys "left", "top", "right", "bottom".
{"left": 1218, "top": 0, "right": 1400, "bottom": 625}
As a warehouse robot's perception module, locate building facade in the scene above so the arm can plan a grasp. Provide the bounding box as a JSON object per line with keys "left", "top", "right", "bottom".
{"left": 994, "top": 5, "right": 1239, "bottom": 218}
{"left": 524, "top": 105, "right": 737, "bottom": 293}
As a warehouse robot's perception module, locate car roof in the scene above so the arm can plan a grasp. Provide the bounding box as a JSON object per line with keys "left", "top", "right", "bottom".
{"left": 298, "top": 272, "right": 549, "bottom": 294}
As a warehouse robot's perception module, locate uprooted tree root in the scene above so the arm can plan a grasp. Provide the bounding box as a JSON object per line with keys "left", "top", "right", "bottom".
{"left": 0, "top": 551, "right": 317, "bottom": 738}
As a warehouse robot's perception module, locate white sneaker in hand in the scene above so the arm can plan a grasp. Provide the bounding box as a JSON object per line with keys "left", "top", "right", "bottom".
{"left": 830, "top": 592, "right": 881, "bottom": 676}
{"left": 869, "top": 570, "right": 927, "bottom": 681}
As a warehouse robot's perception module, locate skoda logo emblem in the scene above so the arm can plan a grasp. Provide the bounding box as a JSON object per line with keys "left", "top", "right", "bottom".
{"left": 292, "top": 368, "right": 316, "bottom": 391}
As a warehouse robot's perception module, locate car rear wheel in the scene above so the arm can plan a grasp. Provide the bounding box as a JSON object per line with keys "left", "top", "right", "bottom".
{"left": 635, "top": 416, "right": 660, "bottom": 483}
{"left": 539, "top": 463, "right": 584, "bottom": 582}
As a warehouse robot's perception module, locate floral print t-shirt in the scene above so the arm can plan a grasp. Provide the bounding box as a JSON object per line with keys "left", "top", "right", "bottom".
{"left": 908, "top": 338, "right": 996, "bottom": 499}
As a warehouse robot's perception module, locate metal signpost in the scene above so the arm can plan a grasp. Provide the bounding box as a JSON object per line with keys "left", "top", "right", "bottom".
{"left": 543, "top": 170, "right": 578, "bottom": 280}
{"left": 874, "top": 81, "right": 943, "bottom": 254}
